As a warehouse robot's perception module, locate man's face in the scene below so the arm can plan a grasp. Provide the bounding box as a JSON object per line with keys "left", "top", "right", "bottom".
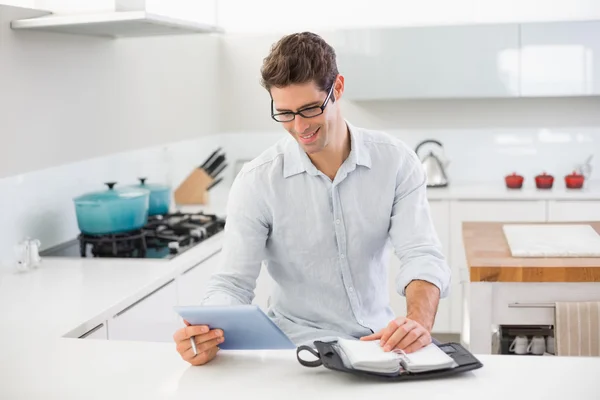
{"left": 270, "top": 81, "right": 337, "bottom": 155}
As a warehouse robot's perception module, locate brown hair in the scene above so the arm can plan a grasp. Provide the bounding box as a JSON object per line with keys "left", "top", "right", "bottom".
{"left": 260, "top": 32, "right": 338, "bottom": 97}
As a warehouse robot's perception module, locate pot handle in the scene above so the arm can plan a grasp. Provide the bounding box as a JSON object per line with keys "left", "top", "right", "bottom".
{"left": 105, "top": 182, "right": 117, "bottom": 190}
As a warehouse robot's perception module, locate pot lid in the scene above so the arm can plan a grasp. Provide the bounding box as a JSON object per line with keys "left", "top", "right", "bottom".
{"left": 566, "top": 170, "right": 584, "bottom": 177}
{"left": 133, "top": 177, "right": 171, "bottom": 191}
{"left": 74, "top": 182, "right": 149, "bottom": 202}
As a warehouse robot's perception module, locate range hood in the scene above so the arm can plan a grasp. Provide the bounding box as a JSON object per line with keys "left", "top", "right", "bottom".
{"left": 10, "top": 1, "right": 222, "bottom": 38}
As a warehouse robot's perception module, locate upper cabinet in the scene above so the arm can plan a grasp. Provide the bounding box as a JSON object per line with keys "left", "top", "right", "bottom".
{"left": 10, "top": 0, "right": 222, "bottom": 38}
{"left": 520, "top": 21, "right": 600, "bottom": 97}
{"left": 330, "top": 24, "right": 520, "bottom": 100}
{"left": 327, "top": 20, "right": 600, "bottom": 100}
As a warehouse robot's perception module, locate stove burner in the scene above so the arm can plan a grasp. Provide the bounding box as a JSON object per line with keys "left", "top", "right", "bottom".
{"left": 74, "top": 212, "right": 225, "bottom": 259}
{"left": 79, "top": 230, "right": 147, "bottom": 258}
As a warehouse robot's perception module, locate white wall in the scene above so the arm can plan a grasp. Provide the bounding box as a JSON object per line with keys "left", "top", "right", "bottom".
{"left": 0, "top": 5, "right": 220, "bottom": 178}
{"left": 217, "top": 0, "right": 600, "bottom": 33}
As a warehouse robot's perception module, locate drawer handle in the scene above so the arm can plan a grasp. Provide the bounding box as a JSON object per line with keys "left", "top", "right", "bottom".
{"left": 509, "top": 302, "right": 555, "bottom": 309}
{"left": 115, "top": 279, "right": 175, "bottom": 317}
{"left": 79, "top": 323, "right": 104, "bottom": 338}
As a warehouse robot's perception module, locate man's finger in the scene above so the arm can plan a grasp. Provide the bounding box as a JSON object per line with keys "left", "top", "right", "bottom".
{"left": 194, "top": 330, "right": 224, "bottom": 346}
{"left": 382, "top": 320, "right": 416, "bottom": 351}
{"left": 403, "top": 333, "right": 432, "bottom": 354}
{"left": 173, "top": 325, "right": 209, "bottom": 342}
{"left": 380, "top": 318, "right": 407, "bottom": 347}
{"left": 360, "top": 330, "right": 383, "bottom": 341}
{"left": 182, "top": 344, "right": 220, "bottom": 365}
{"left": 396, "top": 325, "right": 424, "bottom": 351}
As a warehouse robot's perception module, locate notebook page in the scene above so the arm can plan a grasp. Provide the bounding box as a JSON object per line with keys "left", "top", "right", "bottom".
{"left": 401, "top": 343, "right": 455, "bottom": 371}
{"left": 337, "top": 339, "right": 455, "bottom": 374}
{"left": 337, "top": 339, "right": 400, "bottom": 374}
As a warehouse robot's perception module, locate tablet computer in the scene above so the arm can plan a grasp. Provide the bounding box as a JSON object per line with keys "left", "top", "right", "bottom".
{"left": 173, "top": 304, "right": 296, "bottom": 350}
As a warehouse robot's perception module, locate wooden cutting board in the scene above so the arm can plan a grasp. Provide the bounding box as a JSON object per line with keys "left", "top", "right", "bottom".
{"left": 503, "top": 224, "right": 600, "bottom": 257}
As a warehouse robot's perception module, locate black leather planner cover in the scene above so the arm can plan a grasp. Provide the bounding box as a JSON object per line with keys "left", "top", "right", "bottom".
{"left": 296, "top": 340, "right": 483, "bottom": 381}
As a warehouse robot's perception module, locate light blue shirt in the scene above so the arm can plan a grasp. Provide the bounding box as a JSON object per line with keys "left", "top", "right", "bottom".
{"left": 202, "top": 121, "right": 451, "bottom": 345}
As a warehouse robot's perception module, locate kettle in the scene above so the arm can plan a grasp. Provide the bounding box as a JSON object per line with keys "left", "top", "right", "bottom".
{"left": 415, "top": 140, "right": 449, "bottom": 188}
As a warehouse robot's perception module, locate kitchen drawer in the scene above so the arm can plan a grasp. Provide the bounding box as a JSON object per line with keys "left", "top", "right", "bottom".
{"left": 109, "top": 279, "right": 179, "bottom": 342}
{"left": 492, "top": 282, "right": 600, "bottom": 325}
{"left": 178, "top": 251, "right": 222, "bottom": 306}
{"left": 547, "top": 200, "right": 600, "bottom": 222}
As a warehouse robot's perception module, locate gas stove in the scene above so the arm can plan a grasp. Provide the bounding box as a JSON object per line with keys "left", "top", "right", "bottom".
{"left": 41, "top": 212, "right": 226, "bottom": 260}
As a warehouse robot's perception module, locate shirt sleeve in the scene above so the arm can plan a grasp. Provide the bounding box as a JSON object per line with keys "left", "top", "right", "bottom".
{"left": 388, "top": 149, "right": 451, "bottom": 298}
{"left": 201, "top": 170, "right": 270, "bottom": 306}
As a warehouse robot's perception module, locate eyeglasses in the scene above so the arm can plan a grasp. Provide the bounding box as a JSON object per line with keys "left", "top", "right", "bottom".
{"left": 271, "top": 84, "right": 334, "bottom": 122}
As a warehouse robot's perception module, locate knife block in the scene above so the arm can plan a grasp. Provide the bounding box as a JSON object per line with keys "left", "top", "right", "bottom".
{"left": 174, "top": 168, "right": 214, "bottom": 205}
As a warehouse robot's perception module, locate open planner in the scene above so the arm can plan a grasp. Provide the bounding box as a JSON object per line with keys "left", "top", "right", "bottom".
{"left": 296, "top": 338, "right": 483, "bottom": 381}
{"left": 336, "top": 339, "right": 456, "bottom": 374}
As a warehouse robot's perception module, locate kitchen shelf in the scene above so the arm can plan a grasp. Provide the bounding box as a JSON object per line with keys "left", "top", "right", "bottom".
{"left": 10, "top": 11, "right": 223, "bottom": 38}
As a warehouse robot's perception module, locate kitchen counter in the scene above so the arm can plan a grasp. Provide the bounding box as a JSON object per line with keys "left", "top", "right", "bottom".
{"left": 178, "top": 181, "right": 600, "bottom": 212}
{"left": 2, "top": 227, "right": 600, "bottom": 398}
{"left": 463, "top": 221, "right": 600, "bottom": 282}
{"left": 2, "top": 340, "right": 600, "bottom": 399}
{"left": 0, "top": 232, "right": 224, "bottom": 341}
{"left": 426, "top": 181, "right": 600, "bottom": 200}
{"left": 463, "top": 221, "right": 600, "bottom": 355}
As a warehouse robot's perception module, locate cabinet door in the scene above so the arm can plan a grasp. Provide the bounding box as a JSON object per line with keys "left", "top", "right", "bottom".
{"left": 109, "top": 279, "right": 179, "bottom": 343}
{"left": 449, "top": 200, "right": 546, "bottom": 333}
{"left": 520, "top": 21, "right": 600, "bottom": 96}
{"left": 547, "top": 200, "right": 600, "bottom": 222}
{"left": 178, "top": 251, "right": 222, "bottom": 306}
{"left": 331, "top": 24, "right": 519, "bottom": 100}
{"left": 387, "top": 200, "right": 452, "bottom": 333}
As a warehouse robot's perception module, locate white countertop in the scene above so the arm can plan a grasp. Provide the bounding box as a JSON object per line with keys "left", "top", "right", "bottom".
{"left": 182, "top": 180, "right": 600, "bottom": 208}
{"left": 1, "top": 227, "right": 600, "bottom": 398}
{"left": 426, "top": 181, "right": 600, "bottom": 200}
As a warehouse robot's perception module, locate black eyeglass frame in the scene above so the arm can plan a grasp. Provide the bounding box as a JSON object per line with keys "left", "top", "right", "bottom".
{"left": 270, "top": 83, "right": 335, "bottom": 122}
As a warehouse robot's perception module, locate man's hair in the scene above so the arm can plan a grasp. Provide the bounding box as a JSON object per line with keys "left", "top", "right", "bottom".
{"left": 260, "top": 32, "right": 338, "bottom": 97}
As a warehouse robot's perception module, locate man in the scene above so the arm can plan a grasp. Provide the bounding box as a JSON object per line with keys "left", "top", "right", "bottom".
{"left": 173, "top": 32, "right": 451, "bottom": 366}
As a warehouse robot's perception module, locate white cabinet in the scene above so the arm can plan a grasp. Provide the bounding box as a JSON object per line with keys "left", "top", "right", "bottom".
{"left": 449, "top": 200, "right": 546, "bottom": 333}
{"left": 329, "top": 24, "right": 520, "bottom": 100}
{"left": 547, "top": 200, "right": 600, "bottom": 222}
{"left": 177, "top": 252, "right": 222, "bottom": 306}
{"left": 388, "top": 199, "right": 451, "bottom": 333}
{"left": 520, "top": 21, "right": 600, "bottom": 97}
{"left": 109, "top": 279, "right": 179, "bottom": 343}
{"left": 80, "top": 322, "right": 108, "bottom": 340}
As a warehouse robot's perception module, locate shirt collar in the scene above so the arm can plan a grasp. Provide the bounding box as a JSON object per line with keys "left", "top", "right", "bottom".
{"left": 283, "top": 120, "right": 372, "bottom": 179}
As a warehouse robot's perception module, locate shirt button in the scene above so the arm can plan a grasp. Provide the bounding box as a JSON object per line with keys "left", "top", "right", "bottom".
{"left": 335, "top": 219, "right": 341, "bottom": 225}
{"left": 340, "top": 254, "right": 345, "bottom": 259}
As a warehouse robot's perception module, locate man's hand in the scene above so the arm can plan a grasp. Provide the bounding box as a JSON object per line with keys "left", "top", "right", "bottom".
{"left": 360, "top": 316, "right": 431, "bottom": 354}
{"left": 173, "top": 320, "right": 224, "bottom": 366}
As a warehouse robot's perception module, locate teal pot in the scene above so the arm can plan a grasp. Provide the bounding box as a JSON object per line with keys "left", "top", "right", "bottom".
{"left": 73, "top": 182, "right": 150, "bottom": 235}
{"left": 132, "top": 178, "right": 171, "bottom": 216}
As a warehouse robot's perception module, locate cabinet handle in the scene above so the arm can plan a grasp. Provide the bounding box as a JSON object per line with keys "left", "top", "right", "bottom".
{"left": 79, "top": 323, "right": 104, "bottom": 338}
{"left": 182, "top": 249, "right": 222, "bottom": 275}
{"left": 115, "top": 279, "right": 175, "bottom": 317}
{"left": 508, "top": 302, "right": 555, "bottom": 309}
{"left": 183, "top": 263, "right": 200, "bottom": 275}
